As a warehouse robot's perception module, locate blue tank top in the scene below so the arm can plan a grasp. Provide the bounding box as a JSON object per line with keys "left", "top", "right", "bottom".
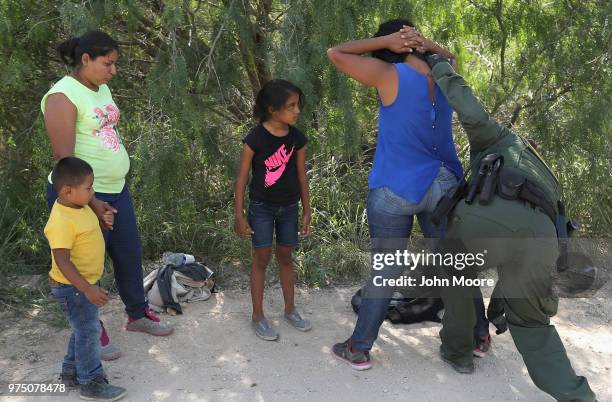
{"left": 368, "top": 63, "right": 463, "bottom": 203}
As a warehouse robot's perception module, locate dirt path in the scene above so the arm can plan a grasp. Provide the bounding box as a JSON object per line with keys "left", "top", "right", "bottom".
{"left": 1, "top": 285, "right": 610, "bottom": 402}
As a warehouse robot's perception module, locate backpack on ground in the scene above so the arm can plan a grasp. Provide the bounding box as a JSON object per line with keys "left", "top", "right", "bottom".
{"left": 143, "top": 255, "right": 215, "bottom": 315}
{"left": 351, "top": 288, "right": 444, "bottom": 324}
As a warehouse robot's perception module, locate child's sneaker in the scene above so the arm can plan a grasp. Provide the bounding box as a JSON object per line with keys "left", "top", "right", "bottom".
{"left": 473, "top": 335, "right": 491, "bottom": 358}
{"left": 332, "top": 339, "right": 372, "bottom": 371}
{"left": 252, "top": 317, "right": 279, "bottom": 341}
{"left": 126, "top": 308, "right": 173, "bottom": 336}
{"left": 59, "top": 372, "right": 78, "bottom": 388}
{"left": 79, "top": 375, "right": 126, "bottom": 401}
{"left": 284, "top": 309, "right": 312, "bottom": 332}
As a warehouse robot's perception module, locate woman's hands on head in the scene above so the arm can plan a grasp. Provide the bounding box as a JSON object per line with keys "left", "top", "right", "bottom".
{"left": 399, "top": 25, "right": 457, "bottom": 61}
{"left": 398, "top": 26, "right": 433, "bottom": 53}
{"left": 326, "top": 25, "right": 454, "bottom": 103}
{"left": 385, "top": 28, "right": 424, "bottom": 54}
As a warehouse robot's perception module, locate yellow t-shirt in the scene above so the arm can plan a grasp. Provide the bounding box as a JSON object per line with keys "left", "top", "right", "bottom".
{"left": 44, "top": 201, "right": 105, "bottom": 285}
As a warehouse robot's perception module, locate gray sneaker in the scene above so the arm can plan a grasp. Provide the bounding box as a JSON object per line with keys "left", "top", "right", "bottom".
{"left": 79, "top": 375, "right": 126, "bottom": 401}
{"left": 252, "top": 317, "right": 279, "bottom": 341}
{"left": 126, "top": 317, "right": 174, "bottom": 336}
{"left": 284, "top": 309, "right": 312, "bottom": 332}
{"left": 101, "top": 343, "right": 121, "bottom": 361}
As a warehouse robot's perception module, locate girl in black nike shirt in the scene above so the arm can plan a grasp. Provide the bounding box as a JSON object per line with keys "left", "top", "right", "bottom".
{"left": 234, "top": 79, "right": 312, "bottom": 341}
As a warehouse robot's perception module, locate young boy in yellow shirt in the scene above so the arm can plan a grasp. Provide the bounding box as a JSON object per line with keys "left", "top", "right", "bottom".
{"left": 45, "top": 157, "right": 126, "bottom": 401}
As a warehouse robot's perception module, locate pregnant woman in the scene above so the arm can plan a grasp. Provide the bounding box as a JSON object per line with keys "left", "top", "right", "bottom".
{"left": 42, "top": 31, "right": 174, "bottom": 360}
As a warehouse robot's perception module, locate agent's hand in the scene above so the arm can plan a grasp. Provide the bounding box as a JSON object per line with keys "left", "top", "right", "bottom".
{"left": 386, "top": 28, "right": 423, "bottom": 54}
{"left": 91, "top": 198, "right": 117, "bottom": 230}
{"left": 234, "top": 215, "right": 254, "bottom": 238}
{"left": 84, "top": 285, "right": 109, "bottom": 306}
{"left": 425, "top": 53, "right": 450, "bottom": 70}
{"left": 300, "top": 209, "right": 311, "bottom": 238}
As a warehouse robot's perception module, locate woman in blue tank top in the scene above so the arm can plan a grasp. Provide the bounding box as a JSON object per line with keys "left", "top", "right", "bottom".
{"left": 327, "top": 19, "right": 491, "bottom": 369}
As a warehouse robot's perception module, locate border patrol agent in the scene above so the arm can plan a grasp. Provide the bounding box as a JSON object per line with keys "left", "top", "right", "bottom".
{"left": 427, "top": 54, "right": 596, "bottom": 402}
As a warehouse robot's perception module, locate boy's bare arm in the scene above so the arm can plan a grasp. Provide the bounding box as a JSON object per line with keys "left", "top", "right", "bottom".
{"left": 52, "top": 249, "right": 109, "bottom": 306}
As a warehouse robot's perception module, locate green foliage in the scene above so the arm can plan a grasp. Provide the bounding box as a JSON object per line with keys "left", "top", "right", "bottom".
{"left": 295, "top": 156, "right": 371, "bottom": 285}
{"left": 0, "top": 284, "right": 67, "bottom": 327}
{"left": 0, "top": 0, "right": 610, "bottom": 294}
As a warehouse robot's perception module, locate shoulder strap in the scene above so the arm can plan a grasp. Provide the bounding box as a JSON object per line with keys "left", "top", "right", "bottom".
{"left": 156, "top": 265, "right": 182, "bottom": 314}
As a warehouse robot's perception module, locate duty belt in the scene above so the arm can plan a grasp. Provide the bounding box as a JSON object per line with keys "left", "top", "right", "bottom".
{"left": 432, "top": 153, "right": 577, "bottom": 271}
{"left": 433, "top": 154, "right": 558, "bottom": 222}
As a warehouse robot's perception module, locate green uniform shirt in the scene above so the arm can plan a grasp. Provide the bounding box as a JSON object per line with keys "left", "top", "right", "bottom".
{"left": 431, "top": 62, "right": 560, "bottom": 211}
{"left": 41, "top": 76, "right": 130, "bottom": 194}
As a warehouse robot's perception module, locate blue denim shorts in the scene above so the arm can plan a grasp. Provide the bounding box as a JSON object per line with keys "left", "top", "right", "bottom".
{"left": 248, "top": 199, "right": 299, "bottom": 248}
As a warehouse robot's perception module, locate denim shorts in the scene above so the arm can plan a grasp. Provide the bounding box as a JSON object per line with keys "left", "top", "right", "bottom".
{"left": 248, "top": 199, "right": 299, "bottom": 248}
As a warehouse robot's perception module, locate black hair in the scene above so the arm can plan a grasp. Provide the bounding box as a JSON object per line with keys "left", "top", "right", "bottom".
{"left": 253, "top": 79, "right": 304, "bottom": 123}
{"left": 51, "top": 157, "right": 94, "bottom": 193}
{"left": 372, "top": 19, "right": 426, "bottom": 63}
{"left": 57, "top": 31, "right": 119, "bottom": 68}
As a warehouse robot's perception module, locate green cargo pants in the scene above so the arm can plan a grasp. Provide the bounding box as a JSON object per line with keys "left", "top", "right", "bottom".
{"left": 439, "top": 196, "right": 596, "bottom": 402}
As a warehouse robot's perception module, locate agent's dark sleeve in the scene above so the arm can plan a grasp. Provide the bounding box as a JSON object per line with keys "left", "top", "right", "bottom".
{"left": 431, "top": 62, "right": 510, "bottom": 155}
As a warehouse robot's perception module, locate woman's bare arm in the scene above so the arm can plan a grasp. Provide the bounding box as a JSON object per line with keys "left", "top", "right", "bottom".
{"left": 327, "top": 30, "right": 422, "bottom": 105}
{"left": 43, "top": 93, "right": 77, "bottom": 160}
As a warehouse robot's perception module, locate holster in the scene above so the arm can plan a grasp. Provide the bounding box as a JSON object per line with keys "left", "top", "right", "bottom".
{"left": 497, "top": 169, "right": 557, "bottom": 222}
{"left": 431, "top": 180, "right": 468, "bottom": 226}
{"left": 479, "top": 157, "right": 502, "bottom": 205}
{"left": 466, "top": 153, "right": 503, "bottom": 204}
{"left": 497, "top": 169, "right": 525, "bottom": 200}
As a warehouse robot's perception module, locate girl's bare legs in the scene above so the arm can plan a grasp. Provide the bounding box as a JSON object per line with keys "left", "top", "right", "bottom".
{"left": 275, "top": 244, "right": 295, "bottom": 314}
{"left": 251, "top": 246, "right": 272, "bottom": 321}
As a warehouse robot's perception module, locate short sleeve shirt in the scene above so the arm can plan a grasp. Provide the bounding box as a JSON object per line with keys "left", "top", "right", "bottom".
{"left": 242, "top": 124, "right": 308, "bottom": 205}
{"left": 44, "top": 202, "right": 105, "bottom": 285}
{"left": 41, "top": 76, "right": 130, "bottom": 193}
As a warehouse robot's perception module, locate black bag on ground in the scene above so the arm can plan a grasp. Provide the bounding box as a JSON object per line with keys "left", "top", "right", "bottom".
{"left": 351, "top": 288, "right": 444, "bottom": 324}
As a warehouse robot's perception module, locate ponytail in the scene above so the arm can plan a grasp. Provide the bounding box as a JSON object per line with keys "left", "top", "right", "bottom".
{"left": 57, "top": 31, "right": 119, "bottom": 67}
{"left": 57, "top": 37, "right": 80, "bottom": 67}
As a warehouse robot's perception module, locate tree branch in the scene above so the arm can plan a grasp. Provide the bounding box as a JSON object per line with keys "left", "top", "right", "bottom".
{"left": 508, "top": 84, "right": 572, "bottom": 126}
{"left": 495, "top": 0, "right": 507, "bottom": 84}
